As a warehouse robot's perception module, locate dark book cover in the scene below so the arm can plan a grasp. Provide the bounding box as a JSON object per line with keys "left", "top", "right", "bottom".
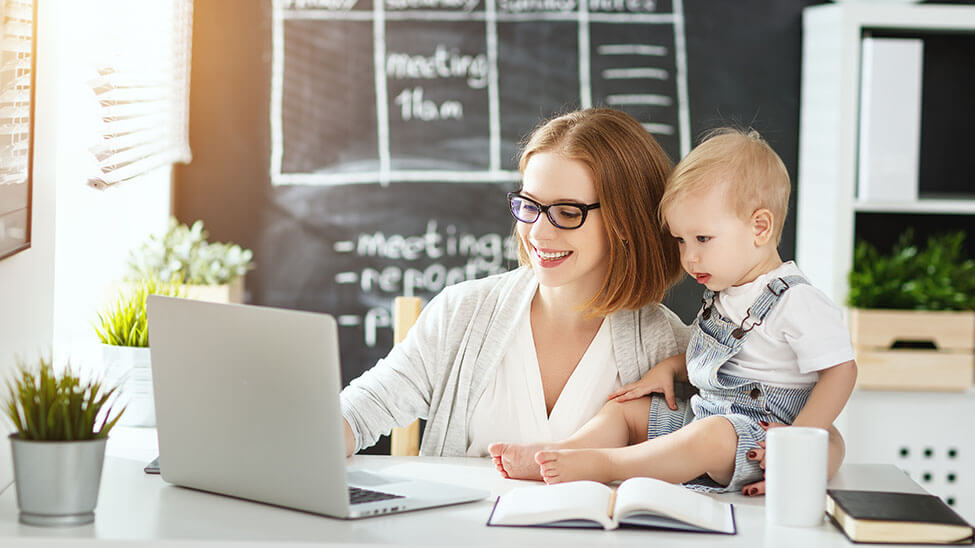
{"left": 827, "top": 490, "right": 975, "bottom": 545}
{"left": 828, "top": 490, "right": 970, "bottom": 526}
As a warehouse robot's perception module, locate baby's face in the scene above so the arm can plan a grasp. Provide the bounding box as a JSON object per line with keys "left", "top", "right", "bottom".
{"left": 664, "top": 183, "right": 766, "bottom": 292}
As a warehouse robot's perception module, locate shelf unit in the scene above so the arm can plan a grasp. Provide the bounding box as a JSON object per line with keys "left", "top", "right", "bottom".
{"left": 795, "top": 3, "right": 975, "bottom": 305}
{"left": 796, "top": 3, "right": 975, "bottom": 521}
{"left": 853, "top": 200, "right": 975, "bottom": 215}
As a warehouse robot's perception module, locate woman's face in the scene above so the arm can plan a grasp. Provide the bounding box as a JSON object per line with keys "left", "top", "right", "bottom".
{"left": 517, "top": 152, "right": 610, "bottom": 297}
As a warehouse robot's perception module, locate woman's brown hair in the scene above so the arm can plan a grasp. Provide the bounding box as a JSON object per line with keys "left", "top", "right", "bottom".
{"left": 516, "top": 108, "right": 682, "bottom": 315}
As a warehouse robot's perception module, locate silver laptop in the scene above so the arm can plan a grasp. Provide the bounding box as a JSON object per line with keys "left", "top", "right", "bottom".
{"left": 146, "top": 295, "right": 488, "bottom": 519}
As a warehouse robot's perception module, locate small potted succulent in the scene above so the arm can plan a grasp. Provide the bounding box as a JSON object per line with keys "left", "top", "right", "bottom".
{"left": 4, "top": 354, "right": 124, "bottom": 526}
{"left": 126, "top": 217, "right": 254, "bottom": 303}
{"left": 94, "top": 277, "right": 184, "bottom": 426}
{"left": 848, "top": 229, "right": 975, "bottom": 391}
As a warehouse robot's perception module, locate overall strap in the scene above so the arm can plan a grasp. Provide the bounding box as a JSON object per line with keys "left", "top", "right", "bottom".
{"left": 730, "top": 274, "right": 808, "bottom": 339}
{"left": 700, "top": 288, "right": 717, "bottom": 321}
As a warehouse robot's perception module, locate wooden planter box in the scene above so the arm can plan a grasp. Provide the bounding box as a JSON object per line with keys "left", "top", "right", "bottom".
{"left": 109, "top": 276, "right": 245, "bottom": 306}
{"left": 849, "top": 309, "right": 975, "bottom": 391}
{"left": 182, "top": 276, "right": 245, "bottom": 304}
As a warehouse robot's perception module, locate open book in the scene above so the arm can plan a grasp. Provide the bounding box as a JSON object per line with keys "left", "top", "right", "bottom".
{"left": 487, "top": 477, "right": 736, "bottom": 534}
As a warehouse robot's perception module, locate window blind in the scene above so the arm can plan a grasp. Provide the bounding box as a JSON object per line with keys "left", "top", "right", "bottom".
{"left": 86, "top": 0, "right": 193, "bottom": 190}
{"left": 0, "top": 0, "right": 33, "bottom": 187}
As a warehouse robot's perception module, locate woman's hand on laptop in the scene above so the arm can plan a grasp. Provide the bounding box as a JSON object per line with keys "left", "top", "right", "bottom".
{"left": 344, "top": 419, "right": 356, "bottom": 456}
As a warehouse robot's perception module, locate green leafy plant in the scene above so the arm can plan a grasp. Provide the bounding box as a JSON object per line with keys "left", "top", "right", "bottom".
{"left": 94, "top": 278, "right": 186, "bottom": 347}
{"left": 4, "top": 355, "right": 124, "bottom": 441}
{"left": 127, "top": 217, "right": 254, "bottom": 285}
{"left": 848, "top": 229, "right": 975, "bottom": 310}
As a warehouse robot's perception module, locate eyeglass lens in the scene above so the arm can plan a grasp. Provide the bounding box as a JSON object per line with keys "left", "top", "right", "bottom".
{"left": 509, "top": 195, "right": 586, "bottom": 229}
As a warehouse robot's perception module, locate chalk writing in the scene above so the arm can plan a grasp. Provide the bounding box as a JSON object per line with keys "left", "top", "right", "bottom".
{"left": 282, "top": 0, "right": 360, "bottom": 10}
{"left": 394, "top": 87, "right": 464, "bottom": 121}
{"left": 386, "top": 45, "right": 489, "bottom": 89}
{"left": 497, "top": 0, "right": 576, "bottom": 13}
{"left": 334, "top": 219, "right": 519, "bottom": 346}
{"left": 385, "top": 0, "right": 481, "bottom": 11}
{"left": 353, "top": 220, "right": 510, "bottom": 263}
{"left": 588, "top": 0, "right": 656, "bottom": 12}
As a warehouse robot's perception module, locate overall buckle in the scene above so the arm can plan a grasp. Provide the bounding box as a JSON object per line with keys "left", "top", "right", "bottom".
{"left": 766, "top": 277, "right": 790, "bottom": 297}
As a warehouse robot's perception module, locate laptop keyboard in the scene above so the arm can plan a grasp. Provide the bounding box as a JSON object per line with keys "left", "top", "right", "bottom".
{"left": 348, "top": 486, "right": 405, "bottom": 505}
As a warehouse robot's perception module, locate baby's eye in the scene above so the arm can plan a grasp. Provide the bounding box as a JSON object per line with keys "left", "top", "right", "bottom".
{"left": 696, "top": 236, "right": 711, "bottom": 243}
{"left": 674, "top": 237, "right": 685, "bottom": 244}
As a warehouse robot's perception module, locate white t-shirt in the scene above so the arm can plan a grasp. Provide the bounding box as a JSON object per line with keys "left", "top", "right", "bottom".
{"left": 713, "top": 261, "right": 855, "bottom": 388}
{"left": 466, "top": 307, "right": 621, "bottom": 456}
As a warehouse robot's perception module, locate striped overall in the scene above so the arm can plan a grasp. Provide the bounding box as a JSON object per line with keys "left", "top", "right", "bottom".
{"left": 648, "top": 274, "right": 815, "bottom": 492}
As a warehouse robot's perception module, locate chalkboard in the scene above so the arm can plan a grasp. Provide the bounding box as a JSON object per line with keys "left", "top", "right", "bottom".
{"left": 176, "top": 0, "right": 821, "bottom": 393}
{"left": 265, "top": 0, "right": 697, "bottom": 379}
{"left": 272, "top": 0, "right": 687, "bottom": 183}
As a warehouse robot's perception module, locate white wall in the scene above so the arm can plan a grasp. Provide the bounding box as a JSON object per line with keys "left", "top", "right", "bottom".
{"left": 0, "top": 0, "right": 172, "bottom": 490}
{"left": 0, "top": 0, "right": 57, "bottom": 490}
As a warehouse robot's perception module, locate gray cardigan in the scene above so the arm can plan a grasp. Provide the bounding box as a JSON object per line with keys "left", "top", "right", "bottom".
{"left": 340, "top": 267, "right": 692, "bottom": 456}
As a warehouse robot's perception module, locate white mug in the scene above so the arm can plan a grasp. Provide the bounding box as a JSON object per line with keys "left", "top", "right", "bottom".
{"left": 765, "top": 426, "right": 829, "bottom": 527}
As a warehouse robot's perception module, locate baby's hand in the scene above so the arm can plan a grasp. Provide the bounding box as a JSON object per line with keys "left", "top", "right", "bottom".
{"left": 607, "top": 356, "right": 681, "bottom": 410}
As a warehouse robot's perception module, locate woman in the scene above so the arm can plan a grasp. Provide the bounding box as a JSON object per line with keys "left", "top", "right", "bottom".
{"left": 341, "top": 107, "right": 687, "bottom": 457}
{"left": 339, "top": 108, "right": 842, "bottom": 494}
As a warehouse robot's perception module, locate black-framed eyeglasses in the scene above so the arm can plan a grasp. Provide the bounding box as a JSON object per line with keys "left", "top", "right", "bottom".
{"left": 507, "top": 192, "right": 601, "bottom": 230}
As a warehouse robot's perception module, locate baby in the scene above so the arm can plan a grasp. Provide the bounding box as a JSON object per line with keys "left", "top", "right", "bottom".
{"left": 489, "top": 128, "right": 857, "bottom": 493}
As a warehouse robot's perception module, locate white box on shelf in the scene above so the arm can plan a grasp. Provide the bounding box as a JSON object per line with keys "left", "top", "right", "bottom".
{"left": 857, "top": 36, "right": 924, "bottom": 202}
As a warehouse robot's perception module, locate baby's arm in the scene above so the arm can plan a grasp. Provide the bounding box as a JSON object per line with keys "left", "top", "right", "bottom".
{"left": 607, "top": 353, "right": 687, "bottom": 409}
{"left": 791, "top": 360, "right": 858, "bottom": 430}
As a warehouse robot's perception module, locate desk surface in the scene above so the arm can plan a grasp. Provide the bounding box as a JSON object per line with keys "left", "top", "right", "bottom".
{"left": 0, "top": 455, "right": 931, "bottom": 547}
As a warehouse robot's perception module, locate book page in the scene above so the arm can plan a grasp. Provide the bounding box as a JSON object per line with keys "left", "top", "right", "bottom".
{"left": 614, "top": 477, "right": 735, "bottom": 534}
{"left": 489, "top": 481, "right": 615, "bottom": 529}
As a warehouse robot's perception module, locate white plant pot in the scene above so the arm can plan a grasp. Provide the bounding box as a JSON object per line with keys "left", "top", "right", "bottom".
{"left": 101, "top": 344, "right": 154, "bottom": 427}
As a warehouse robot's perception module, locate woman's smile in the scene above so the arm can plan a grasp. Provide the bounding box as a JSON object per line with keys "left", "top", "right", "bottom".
{"left": 532, "top": 245, "right": 573, "bottom": 267}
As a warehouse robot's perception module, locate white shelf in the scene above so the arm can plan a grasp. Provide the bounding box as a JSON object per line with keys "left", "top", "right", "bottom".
{"left": 854, "top": 199, "right": 975, "bottom": 215}
{"left": 795, "top": 2, "right": 975, "bottom": 306}
{"left": 798, "top": 4, "right": 975, "bottom": 522}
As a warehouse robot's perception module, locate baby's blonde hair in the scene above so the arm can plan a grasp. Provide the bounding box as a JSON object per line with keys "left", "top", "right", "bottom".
{"left": 660, "top": 128, "right": 790, "bottom": 244}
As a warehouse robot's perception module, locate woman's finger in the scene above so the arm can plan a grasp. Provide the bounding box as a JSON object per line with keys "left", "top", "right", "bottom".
{"left": 620, "top": 387, "right": 653, "bottom": 402}
{"left": 663, "top": 385, "right": 677, "bottom": 410}
{"left": 608, "top": 383, "right": 639, "bottom": 400}
{"left": 612, "top": 391, "right": 634, "bottom": 402}
{"left": 742, "top": 480, "right": 766, "bottom": 496}
{"left": 747, "top": 447, "right": 766, "bottom": 467}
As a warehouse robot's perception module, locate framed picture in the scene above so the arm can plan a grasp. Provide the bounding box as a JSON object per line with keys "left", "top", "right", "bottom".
{"left": 0, "top": 0, "right": 36, "bottom": 261}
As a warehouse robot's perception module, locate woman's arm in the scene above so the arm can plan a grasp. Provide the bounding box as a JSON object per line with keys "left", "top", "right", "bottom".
{"left": 340, "top": 291, "right": 451, "bottom": 454}
{"left": 344, "top": 419, "right": 356, "bottom": 457}
{"left": 607, "top": 353, "right": 686, "bottom": 409}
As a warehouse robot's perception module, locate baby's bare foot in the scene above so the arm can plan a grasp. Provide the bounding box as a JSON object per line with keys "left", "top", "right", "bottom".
{"left": 535, "top": 449, "right": 615, "bottom": 484}
{"left": 488, "top": 442, "right": 550, "bottom": 481}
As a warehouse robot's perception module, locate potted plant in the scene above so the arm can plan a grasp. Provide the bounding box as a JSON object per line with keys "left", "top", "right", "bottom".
{"left": 94, "top": 277, "right": 184, "bottom": 426}
{"left": 126, "top": 217, "right": 254, "bottom": 303}
{"left": 847, "top": 229, "right": 975, "bottom": 391}
{"left": 4, "top": 354, "right": 124, "bottom": 526}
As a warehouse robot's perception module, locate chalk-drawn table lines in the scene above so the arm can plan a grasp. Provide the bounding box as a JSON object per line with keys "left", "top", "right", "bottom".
{"left": 270, "top": 0, "right": 690, "bottom": 186}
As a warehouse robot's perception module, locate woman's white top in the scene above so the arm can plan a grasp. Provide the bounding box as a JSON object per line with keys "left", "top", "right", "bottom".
{"left": 341, "top": 267, "right": 692, "bottom": 456}
{"left": 466, "top": 306, "right": 621, "bottom": 456}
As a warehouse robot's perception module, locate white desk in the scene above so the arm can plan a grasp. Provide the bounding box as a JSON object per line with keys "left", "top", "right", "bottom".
{"left": 0, "top": 448, "right": 932, "bottom": 547}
